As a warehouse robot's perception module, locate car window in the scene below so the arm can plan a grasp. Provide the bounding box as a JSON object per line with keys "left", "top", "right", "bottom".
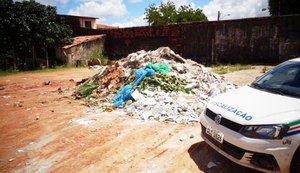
{"left": 251, "top": 60, "right": 300, "bottom": 98}
{"left": 264, "top": 65, "right": 299, "bottom": 86}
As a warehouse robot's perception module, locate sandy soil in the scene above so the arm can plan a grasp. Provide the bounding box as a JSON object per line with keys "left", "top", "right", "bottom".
{"left": 221, "top": 66, "right": 271, "bottom": 86}
{"left": 0, "top": 67, "right": 263, "bottom": 173}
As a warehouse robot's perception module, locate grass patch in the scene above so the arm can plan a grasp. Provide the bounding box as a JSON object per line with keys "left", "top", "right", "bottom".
{"left": 0, "top": 69, "right": 19, "bottom": 77}
{"left": 211, "top": 64, "right": 255, "bottom": 74}
{"left": 0, "top": 65, "right": 76, "bottom": 77}
{"left": 28, "top": 65, "right": 74, "bottom": 73}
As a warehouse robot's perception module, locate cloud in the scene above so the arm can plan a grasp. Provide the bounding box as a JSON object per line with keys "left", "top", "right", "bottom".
{"left": 202, "top": 0, "right": 270, "bottom": 21}
{"left": 128, "top": 0, "right": 143, "bottom": 3}
{"left": 68, "top": 0, "right": 127, "bottom": 21}
{"left": 162, "top": 0, "right": 196, "bottom": 9}
{"left": 111, "top": 15, "right": 147, "bottom": 28}
{"left": 35, "top": 0, "right": 68, "bottom": 6}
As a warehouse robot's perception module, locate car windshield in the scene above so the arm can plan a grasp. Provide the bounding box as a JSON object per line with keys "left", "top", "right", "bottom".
{"left": 250, "top": 60, "right": 300, "bottom": 99}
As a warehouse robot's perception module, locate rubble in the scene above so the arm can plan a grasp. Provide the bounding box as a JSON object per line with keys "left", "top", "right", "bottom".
{"left": 44, "top": 80, "right": 51, "bottom": 85}
{"left": 76, "top": 47, "right": 235, "bottom": 124}
{"left": 179, "top": 135, "right": 188, "bottom": 141}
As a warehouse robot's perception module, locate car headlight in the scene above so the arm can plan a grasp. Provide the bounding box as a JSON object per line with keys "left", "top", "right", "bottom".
{"left": 239, "top": 125, "right": 289, "bottom": 139}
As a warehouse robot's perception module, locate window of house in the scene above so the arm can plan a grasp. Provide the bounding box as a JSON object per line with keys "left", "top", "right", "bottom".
{"left": 85, "top": 21, "right": 92, "bottom": 28}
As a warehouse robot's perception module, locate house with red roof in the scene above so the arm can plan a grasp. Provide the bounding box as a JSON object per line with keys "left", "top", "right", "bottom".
{"left": 55, "top": 15, "right": 118, "bottom": 65}
{"left": 56, "top": 35, "right": 106, "bottom": 66}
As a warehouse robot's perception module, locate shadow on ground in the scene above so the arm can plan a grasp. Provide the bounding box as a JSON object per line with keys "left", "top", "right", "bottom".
{"left": 188, "top": 141, "right": 262, "bottom": 173}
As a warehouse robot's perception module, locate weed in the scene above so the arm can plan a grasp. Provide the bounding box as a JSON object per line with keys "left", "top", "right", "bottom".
{"left": 88, "top": 49, "right": 110, "bottom": 65}
{"left": 211, "top": 64, "right": 254, "bottom": 74}
{"left": 262, "top": 66, "right": 270, "bottom": 73}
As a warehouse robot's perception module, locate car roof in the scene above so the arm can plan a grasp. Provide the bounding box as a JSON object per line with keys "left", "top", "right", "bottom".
{"left": 289, "top": 57, "right": 300, "bottom": 62}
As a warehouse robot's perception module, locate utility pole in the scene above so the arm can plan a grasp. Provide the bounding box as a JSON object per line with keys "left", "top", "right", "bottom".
{"left": 217, "top": 11, "right": 230, "bottom": 21}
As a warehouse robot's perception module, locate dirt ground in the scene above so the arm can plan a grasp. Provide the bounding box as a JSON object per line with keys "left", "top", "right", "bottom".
{"left": 0, "top": 67, "right": 267, "bottom": 173}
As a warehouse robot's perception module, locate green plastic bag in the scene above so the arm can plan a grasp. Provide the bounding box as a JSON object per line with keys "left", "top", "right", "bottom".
{"left": 145, "top": 63, "right": 172, "bottom": 75}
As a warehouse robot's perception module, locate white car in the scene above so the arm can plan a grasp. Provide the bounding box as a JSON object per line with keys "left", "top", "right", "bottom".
{"left": 200, "top": 58, "right": 300, "bottom": 173}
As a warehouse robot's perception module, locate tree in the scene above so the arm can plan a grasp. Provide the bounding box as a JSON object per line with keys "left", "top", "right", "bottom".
{"left": 269, "top": 0, "right": 300, "bottom": 16}
{"left": 0, "top": 0, "right": 73, "bottom": 70}
{"left": 177, "top": 5, "right": 208, "bottom": 23}
{"left": 0, "top": 0, "right": 16, "bottom": 69}
{"left": 144, "top": 2, "right": 208, "bottom": 26}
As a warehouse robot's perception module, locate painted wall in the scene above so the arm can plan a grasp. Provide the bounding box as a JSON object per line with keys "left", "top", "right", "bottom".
{"left": 79, "top": 18, "right": 97, "bottom": 29}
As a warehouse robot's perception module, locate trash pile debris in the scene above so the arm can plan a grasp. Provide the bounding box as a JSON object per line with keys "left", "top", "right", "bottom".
{"left": 75, "top": 47, "right": 235, "bottom": 124}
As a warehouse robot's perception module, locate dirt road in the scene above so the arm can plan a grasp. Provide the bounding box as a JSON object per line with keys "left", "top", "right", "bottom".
{"left": 0, "top": 67, "right": 263, "bottom": 173}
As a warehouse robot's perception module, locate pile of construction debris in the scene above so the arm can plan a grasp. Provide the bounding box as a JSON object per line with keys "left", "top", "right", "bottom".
{"left": 75, "top": 47, "right": 235, "bottom": 124}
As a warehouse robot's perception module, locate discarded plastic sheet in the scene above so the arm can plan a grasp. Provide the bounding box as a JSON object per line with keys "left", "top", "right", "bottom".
{"left": 132, "top": 68, "right": 155, "bottom": 86}
{"left": 113, "top": 85, "right": 134, "bottom": 107}
{"left": 145, "top": 63, "right": 172, "bottom": 75}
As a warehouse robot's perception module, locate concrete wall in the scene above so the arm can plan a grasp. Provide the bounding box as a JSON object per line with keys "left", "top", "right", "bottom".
{"left": 102, "top": 15, "right": 300, "bottom": 65}
{"left": 69, "top": 15, "right": 300, "bottom": 65}
{"left": 201, "top": 18, "right": 279, "bottom": 64}
{"left": 279, "top": 15, "right": 300, "bottom": 62}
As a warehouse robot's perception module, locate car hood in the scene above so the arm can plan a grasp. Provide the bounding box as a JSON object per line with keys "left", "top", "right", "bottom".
{"left": 207, "top": 86, "right": 300, "bottom": 125}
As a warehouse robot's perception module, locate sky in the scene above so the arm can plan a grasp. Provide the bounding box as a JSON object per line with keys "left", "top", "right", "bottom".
{"left": 35, "top": 0, "right": 270, "bottom": 28}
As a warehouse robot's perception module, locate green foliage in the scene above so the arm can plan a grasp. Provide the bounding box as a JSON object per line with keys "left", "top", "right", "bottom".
{"left": 177, "top": 5, "right": 208, "bottom": 23}
{"left": 144, "top": 2, "right": 207, "bottom": 26}
{"left": 211, "top": 64, "right": 254, "bottom": 74}
{"left": 77, "top": 82, "right": 99, "bottom": 98}
{"left": 268, "top": 0, "right": 300, "bottom": 16}
{"left": 0, "top": 0, "right": 73, "bottom": 70}
{"left": 138, "top": 73, "right": 193, "bottom": 94}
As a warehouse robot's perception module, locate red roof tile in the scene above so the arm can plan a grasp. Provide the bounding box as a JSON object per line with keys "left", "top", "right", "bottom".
{"left": 63, "top": 35, "right": 104, "bottom": 49}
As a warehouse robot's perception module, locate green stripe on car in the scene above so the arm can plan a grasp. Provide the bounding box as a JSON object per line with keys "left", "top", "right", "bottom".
{"left": 289, "top": 119, "right": 300, "bottom": 127}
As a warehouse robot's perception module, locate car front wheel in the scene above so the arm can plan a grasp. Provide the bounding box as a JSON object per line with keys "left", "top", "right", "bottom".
{"left": 291, "top": 148, "right": 300, "bottom": 173}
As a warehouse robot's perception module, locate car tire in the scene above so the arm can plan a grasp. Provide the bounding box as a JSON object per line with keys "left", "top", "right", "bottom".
{"left": 291, "top": 148, "right": 300, "bottom": 173}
